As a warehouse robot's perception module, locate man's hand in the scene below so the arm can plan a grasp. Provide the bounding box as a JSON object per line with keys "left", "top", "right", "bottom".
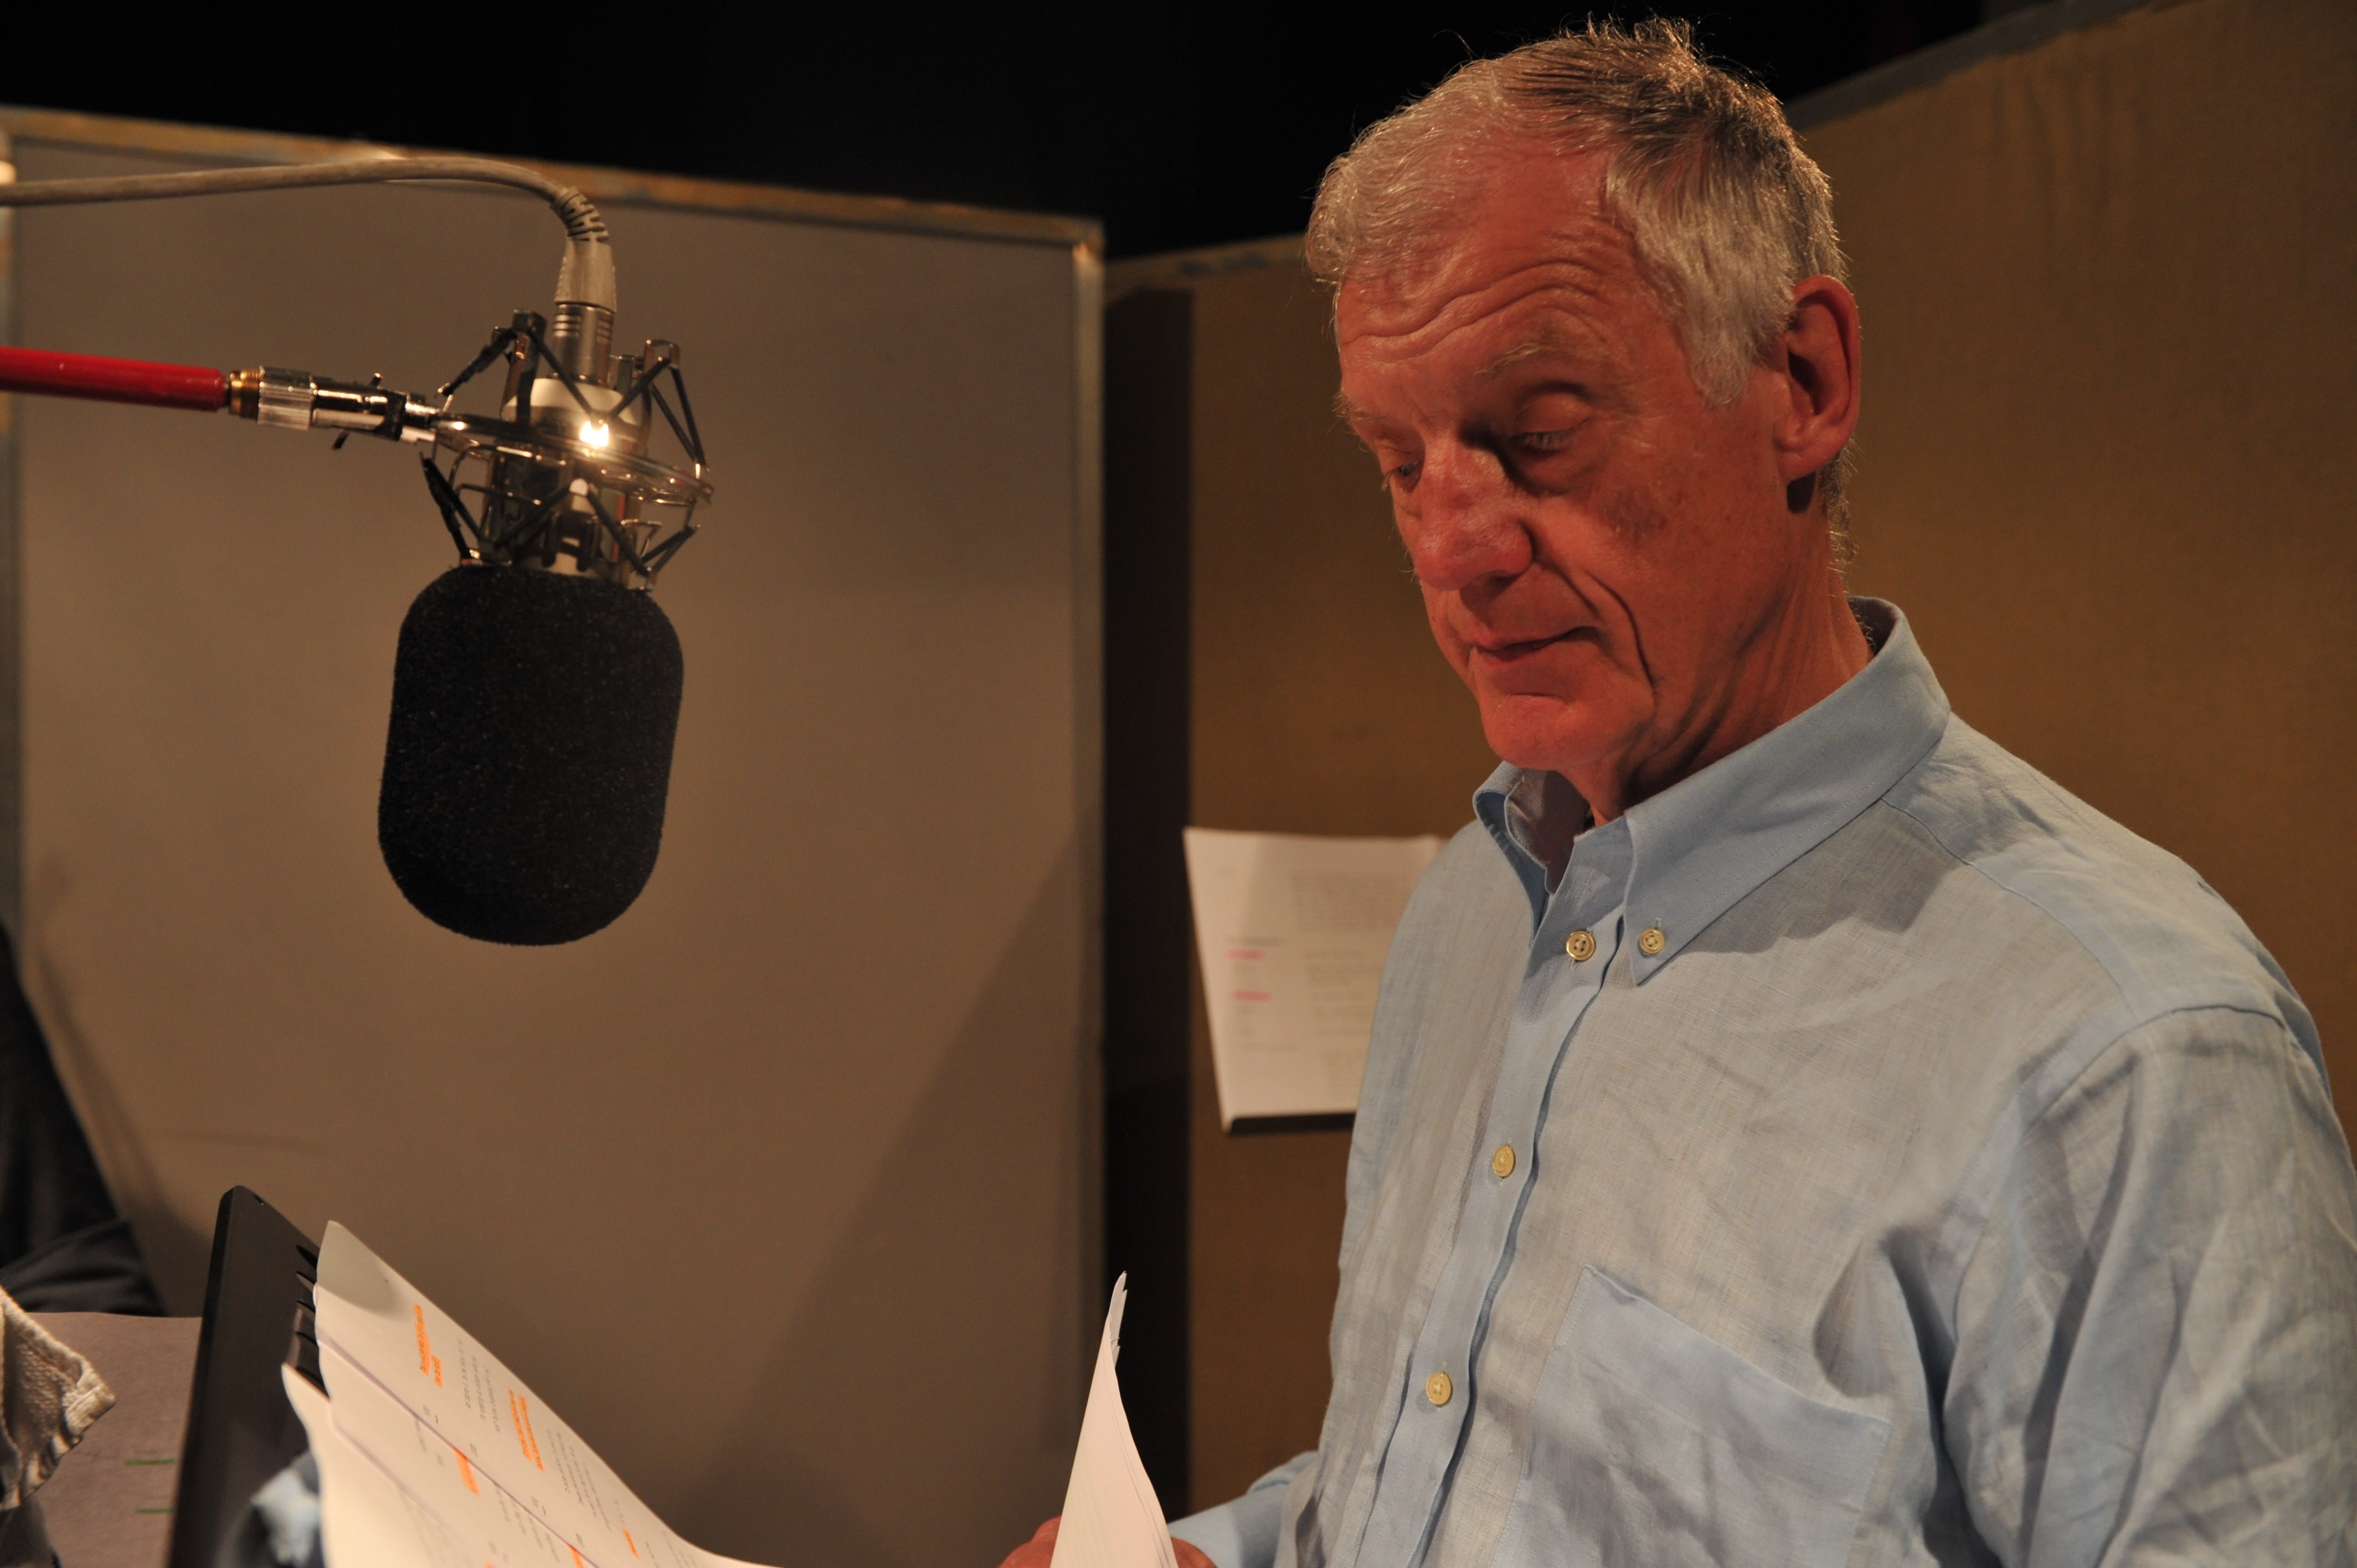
{"left": 995, "top": 1518, "right": 1216, "bottom": 1568}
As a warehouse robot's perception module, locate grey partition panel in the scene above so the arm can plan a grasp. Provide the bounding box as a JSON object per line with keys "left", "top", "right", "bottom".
{"left": 4, "top": 131, "right": 1098, "bottom": 1567}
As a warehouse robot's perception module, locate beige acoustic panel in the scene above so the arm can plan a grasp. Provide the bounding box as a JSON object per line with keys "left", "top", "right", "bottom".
{"left": 1175, "top": 261, "right": 1496, "bottom": 1509}
{"left": 9, "top": 139, "right": 1095, "bottom": 1566}
{"left": 1804, "top": 0, "right": 2357, "bottom": 1147}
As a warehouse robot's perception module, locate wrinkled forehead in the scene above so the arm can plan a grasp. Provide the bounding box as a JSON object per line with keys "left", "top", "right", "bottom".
{"left": 1332, "top": 243, "right": 1669, "bottom": 408}
{"left": 1331, "top": 142, "right": 1654, "bottom": 352}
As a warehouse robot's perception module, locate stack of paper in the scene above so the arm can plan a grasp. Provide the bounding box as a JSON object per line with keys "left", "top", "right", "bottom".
{"left": 288, "top": 1227, "right": 1170, "bottom": 1568}
{"left": 295, "top": 1223, "right": 767, "bottom": 1568}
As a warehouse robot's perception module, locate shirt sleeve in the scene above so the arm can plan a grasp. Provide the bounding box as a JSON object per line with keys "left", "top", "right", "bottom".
{"left": 1168, "top": 1453, "right": 1315, "bottom": 1568}
{"left": 1946, "top": 1005, "right": 2357, "bottom": 1562}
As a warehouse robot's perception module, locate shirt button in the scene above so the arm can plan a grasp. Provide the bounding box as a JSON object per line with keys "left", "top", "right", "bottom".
{"left": 1490, "top": 1144, "right": 1515, "bottom": 1179}
{"left": 1638, "top": 926, "right": 1666, "bottom": 956}
{"left": 1564, "top": 929, "right": 1597, "bottom": 962}
{"left": 1425, "top": 1370, "right": 1453, "bottom": 1406}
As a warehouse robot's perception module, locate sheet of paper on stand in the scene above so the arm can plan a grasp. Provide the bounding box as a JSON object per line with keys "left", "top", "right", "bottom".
{"left": 1048, "top": 1276, "right": 1175, "bottom": 1568}
{"left": 1183, "top": 828, "right": 1442, "bottom": 1128}
{"left": 285, "top": 1371, "right": 478, "bottom": 1568}
{"left": 302, "top": 1222, "right": 770, "bottom": 1568}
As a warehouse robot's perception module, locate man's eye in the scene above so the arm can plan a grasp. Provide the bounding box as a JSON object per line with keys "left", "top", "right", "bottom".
{"left": 1384, "top": 458, "right": 1422, "bottom": 489}
{"left": 1512, "top": 428, "right": 1575, "bottom": 454}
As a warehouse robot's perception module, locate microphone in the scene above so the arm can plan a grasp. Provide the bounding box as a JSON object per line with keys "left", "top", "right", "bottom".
{"left": 0, "top": 164, "right": 714, "bottom": 945}
{"left": 217, "top": 273, "right": 712, "bottom": 944}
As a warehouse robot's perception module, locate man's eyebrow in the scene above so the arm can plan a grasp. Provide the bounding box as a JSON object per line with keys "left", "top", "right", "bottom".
{"left": 1331, "top": 331, "right": 1603, "bottom": 426}
{"left": 1476, "top": 331, "right": 1593, "bottom": 380}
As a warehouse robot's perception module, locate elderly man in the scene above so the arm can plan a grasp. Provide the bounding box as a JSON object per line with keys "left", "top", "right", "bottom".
{"left": 1007, "top": 21, "right": 2357, "bottom": 1568}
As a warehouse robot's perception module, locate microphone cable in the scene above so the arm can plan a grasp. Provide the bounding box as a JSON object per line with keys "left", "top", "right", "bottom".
{"left": 0, "top": 155, "right": 608, "bottom": 243}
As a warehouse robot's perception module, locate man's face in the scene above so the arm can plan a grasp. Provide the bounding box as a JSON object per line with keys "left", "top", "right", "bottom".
{"left": 1337, "top": 142, "right": 1829, "bottom": 792}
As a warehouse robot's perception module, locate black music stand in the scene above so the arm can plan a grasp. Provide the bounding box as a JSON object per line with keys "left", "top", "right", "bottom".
{"left": 166, "top": 1188, "right": 320, "bottom": 1568}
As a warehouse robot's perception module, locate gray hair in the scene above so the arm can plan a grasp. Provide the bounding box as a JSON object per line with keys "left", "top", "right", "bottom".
{"left": 1307, "top": 19, "right": 1854, "bottom": 529}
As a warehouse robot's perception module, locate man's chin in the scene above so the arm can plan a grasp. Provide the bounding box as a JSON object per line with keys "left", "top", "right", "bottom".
{"left": 1477, "top": 694, "right": 1641, "bottom": 780}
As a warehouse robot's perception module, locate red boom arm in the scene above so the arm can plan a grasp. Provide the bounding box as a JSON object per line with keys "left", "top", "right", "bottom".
{"left": 0, "top": 346, "right": 227, "bottom": 412}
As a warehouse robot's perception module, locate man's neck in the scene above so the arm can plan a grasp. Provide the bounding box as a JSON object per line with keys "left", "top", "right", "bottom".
{"left": 1572, "top": 581, "right": 1872, "bottom": 825}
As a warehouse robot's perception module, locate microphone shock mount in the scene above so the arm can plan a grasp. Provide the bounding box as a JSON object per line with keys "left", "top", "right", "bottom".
{"left": 0, "top": 154, "right": 715, "bottom": 591}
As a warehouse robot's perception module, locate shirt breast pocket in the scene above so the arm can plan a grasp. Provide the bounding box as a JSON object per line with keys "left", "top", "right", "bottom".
{"left": 1494, "top": 1266, "right": 1890, "bottom": 1568}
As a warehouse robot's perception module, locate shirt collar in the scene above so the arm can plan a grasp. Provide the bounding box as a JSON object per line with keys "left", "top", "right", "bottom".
{"left": 1474, "top": 599, "right": 1951, "bottom": 978}
{"left": 1474, "top": 765, "right": 1574, "bottom": 916}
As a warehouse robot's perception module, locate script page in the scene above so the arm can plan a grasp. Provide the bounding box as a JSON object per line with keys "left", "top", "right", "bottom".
{"left": 1183, "top": 828, "right": 1441, "bottom": 1127}
{"left": 312, "top": 1223, "right": 768, "bottom": 1568}
{"left": 1046, "top": 1277, "right": 1173, "bottom": 1568}
{"left": 288, "top": 1367, "right": 517, "bottom": 1568}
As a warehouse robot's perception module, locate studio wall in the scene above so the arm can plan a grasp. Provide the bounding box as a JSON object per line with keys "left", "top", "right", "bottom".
{"left": 1802, "top": 0, "right": 2357, "bottom": 1126}
{"left": 1106, "top": 0, "right": 2356, "bottom": 1513}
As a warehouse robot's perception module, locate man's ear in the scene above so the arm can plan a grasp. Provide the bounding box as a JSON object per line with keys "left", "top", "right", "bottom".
{"left": 1773, "top": 275, "right": 1862, "bottom": 491}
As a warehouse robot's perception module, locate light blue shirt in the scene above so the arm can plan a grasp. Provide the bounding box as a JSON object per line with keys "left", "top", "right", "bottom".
{"left": 1173, "top": 600, "right": 2357, "bottom": 1567}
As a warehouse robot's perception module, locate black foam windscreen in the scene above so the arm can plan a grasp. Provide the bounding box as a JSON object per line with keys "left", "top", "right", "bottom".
{"left": 378, "top": 566, "right": 683, "bottom": 945}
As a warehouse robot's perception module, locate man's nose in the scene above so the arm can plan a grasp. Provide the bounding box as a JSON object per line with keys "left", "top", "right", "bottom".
{"left": 1404, "top": 441, "right": 1531, "bottom": 594}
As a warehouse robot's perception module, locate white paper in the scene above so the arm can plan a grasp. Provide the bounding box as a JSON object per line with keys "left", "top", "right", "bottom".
{"left": 1183, "top": 828, "right": 1442, "bottom": 1128}
{"left": 285, "top": 1368, "right": 495, "bottom": 1568}
{"left": 308, "top": 1222, "right": 769, "bottom": 1568}
{"left": 1047, "top": 1276, "right": 1174, "bottom": 1568}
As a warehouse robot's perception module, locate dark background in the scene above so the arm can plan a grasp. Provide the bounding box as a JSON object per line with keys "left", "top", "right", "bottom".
{"left": 6, "top": 2, "right": 2011, "bottom": 257}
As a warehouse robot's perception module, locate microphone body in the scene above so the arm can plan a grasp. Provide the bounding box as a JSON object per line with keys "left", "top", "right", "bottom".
{"left": 368, "top": 300, "right": 707, "bottom": 945}
{"left": 379, "top": 567, "right": 683, "bottom": 947}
